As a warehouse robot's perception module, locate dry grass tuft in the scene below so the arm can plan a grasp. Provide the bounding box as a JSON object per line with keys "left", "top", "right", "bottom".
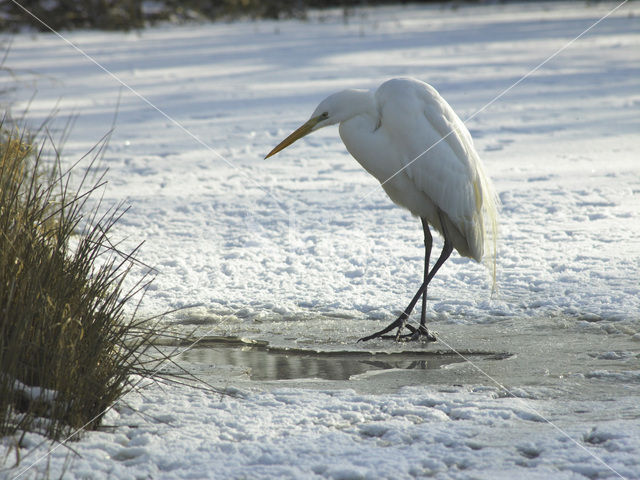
{"left": 0, "top": 117, "right": 154, "bottom": 443}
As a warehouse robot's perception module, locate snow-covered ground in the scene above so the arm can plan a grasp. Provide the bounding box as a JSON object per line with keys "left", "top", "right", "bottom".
{"left": 2, "top": 1, "right": 640, "bottom": 478}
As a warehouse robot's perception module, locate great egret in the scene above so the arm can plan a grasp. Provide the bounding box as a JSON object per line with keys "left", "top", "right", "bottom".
{"left": 265, "top": 77, "right": 499, "bottom": 342}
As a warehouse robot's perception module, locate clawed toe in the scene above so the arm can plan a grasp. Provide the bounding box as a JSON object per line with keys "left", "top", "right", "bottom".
{"left": 358, "top": 322, "right": 436, "bottom": 343}
{"left": 398, "top": 325, "right": 437, "bottom": 342}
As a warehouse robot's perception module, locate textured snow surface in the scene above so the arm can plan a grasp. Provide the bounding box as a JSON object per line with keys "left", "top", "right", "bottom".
{"left": 2, "top": 1, "right": 639, "bottom": 479}
{"left": 9, "top": 381, "right": 640, "bottom": 480}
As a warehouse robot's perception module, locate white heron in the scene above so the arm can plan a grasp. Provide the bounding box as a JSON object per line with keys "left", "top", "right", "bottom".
{"left": 265, "top": 77, "right": 499, "bottom": 342}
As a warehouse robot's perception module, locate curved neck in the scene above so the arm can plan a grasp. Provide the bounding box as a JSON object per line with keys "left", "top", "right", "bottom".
{"left": 337, "top": 89, "right": 377, "bottom": 124}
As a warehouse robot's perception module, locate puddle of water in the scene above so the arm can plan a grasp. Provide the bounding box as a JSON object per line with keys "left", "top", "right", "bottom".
{"left": 159, "top": 316, "right": 640, "bottom": 399}
{"left": 177, "top": 338, "right": 511, "bottom": 381}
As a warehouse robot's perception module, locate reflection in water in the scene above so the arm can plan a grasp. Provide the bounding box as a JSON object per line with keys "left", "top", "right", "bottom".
{"left": 179, "top": 344, "right": 498, "bottom": 381}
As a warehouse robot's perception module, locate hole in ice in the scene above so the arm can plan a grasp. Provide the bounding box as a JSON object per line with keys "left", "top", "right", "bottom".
{"left": 177, "top": 337, "right": 512, "bottom": 381}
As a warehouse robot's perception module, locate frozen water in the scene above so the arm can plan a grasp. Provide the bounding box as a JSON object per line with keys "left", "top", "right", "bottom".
{"left": 1, "top": 1, "right": 639, "bottom": 479}
{"left": 171, "top": 337, "right": 508, "bottom": 381}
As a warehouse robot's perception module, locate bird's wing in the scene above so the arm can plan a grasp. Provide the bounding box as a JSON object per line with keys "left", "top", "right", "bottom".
{"left": 377, "top": 79, "right": 497, "bottom": 263}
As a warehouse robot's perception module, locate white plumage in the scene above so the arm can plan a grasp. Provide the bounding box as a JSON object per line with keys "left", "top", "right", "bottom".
{"left": 266, "top": 77, "right": 499, "bottom": 342}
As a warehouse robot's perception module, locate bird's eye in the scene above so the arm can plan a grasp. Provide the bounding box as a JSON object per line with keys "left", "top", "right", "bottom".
{"left": 321, "top": 112, "right": 329, "bottom": 119}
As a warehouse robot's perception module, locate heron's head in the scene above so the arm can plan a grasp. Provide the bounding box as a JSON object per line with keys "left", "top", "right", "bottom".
{"left": 265, "top": 89, "right": 369, "bottom": 159}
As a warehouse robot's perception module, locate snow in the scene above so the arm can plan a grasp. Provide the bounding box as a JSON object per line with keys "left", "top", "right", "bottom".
{"left": 9, "top": 378, "right": 58, "bottom": 405}
{"left": 1, "top": 1, "right": 640, "bottom": 479}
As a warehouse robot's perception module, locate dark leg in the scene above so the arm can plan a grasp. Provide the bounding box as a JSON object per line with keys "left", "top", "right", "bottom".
{"left": 416, "top": 218, "right": 433, "bottom": 338}
{"left": 358, "top": 218, "right": 432, "bottom": 342}
{"left": 358, "top": 212, "right": 453, "bottom": 342}
{"left": 396, "top": 218, "right": 434, "bottom": 340}
{"left": 401, "top": 235, "right": 452, "bottom": 341}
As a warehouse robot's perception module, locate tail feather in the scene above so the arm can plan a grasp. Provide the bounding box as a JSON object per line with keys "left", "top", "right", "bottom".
{"left": 476, "top": 160, "right": 500, "bottom": 292}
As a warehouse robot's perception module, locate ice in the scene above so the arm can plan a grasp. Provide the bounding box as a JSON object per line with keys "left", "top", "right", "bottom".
{"left": 1, "top": 1, "right": 639, "bottom": 479}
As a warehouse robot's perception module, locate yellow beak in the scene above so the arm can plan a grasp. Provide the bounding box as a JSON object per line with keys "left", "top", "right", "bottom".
{"left": 265, "top": 116, "right": 322, "bottom": 159}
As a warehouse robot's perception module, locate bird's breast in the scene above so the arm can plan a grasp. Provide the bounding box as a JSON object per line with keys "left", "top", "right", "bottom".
{"left": 339, "top": 115, "right": 440, "bottom": 225}
{"left": 339, "top": 116, "right": 403, "bottom": 184}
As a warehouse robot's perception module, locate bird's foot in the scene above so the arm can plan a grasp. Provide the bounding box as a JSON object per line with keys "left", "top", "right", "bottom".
{"left": 357, "top": 316, "right": 406, "bottom": 342}
{"left": 398, "top": 324, "right": 437, "bottom": 342}
{"left": 358, "top": 316, "right": 436, "bottom": 343}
